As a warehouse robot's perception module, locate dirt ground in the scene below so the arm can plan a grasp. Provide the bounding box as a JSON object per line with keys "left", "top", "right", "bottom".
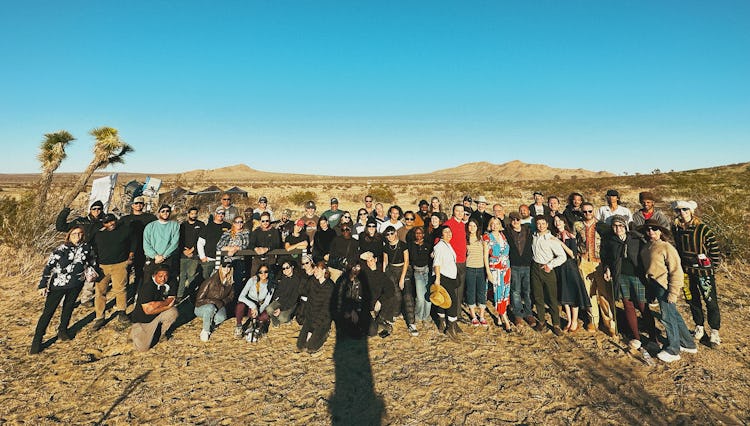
{"left": 1, "top": 254, "right": 748, "bottom": 425}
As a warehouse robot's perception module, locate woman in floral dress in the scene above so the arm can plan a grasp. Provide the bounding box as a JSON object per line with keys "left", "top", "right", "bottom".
{"left": 484, "top": 218, "right": 512, "bottom": 331}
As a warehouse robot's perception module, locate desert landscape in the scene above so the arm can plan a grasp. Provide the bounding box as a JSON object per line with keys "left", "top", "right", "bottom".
{"left": 1, "top": 161, "right": 749, "bottom": 424}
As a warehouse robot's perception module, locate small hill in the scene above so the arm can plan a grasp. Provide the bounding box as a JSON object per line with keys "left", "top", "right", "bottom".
{"left": 409, "top": 160, "right": 613, "bottom": 181}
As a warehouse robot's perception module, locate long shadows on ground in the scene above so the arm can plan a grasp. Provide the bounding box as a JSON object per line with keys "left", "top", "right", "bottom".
{"left": 328, "top": 332, "right": 385, "bottom": 426}
{"left": 95, "top": 370, "right": 151, "bottom": 425}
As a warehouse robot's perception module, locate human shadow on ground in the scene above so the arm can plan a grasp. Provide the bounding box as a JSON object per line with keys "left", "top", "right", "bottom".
{"left": 328, "top": 331, "right": 386, "bottom": 425}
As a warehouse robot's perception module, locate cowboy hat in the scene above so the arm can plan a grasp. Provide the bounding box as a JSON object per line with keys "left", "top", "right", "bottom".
{"left": 636, "top": 219, "right": 671, "bottom": 238}
{"left": 429, "top": 284, "right": 452, "bottom": 309}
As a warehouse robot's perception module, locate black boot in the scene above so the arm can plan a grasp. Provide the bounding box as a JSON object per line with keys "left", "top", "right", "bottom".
{"left": 30, "top": 340, "right": 42, "bottom": 355}
{"left": 438, "top": 317, "right": 447, "bottom": 333}
{"left": 446, "top": 321, "right": 460, "bottom": 341}
{"left": 57, "top": 329, "right": 72, "bottom": 341}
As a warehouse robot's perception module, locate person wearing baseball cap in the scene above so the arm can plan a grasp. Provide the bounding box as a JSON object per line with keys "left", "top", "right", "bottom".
{"left": 300, "top": 201, "right": 319, "bottom": 242}
{"left": 321, "top": 197, "right": 343, "bottom": 228}
{"left": 671, "top": 200, "right": 722, "bottom": 348}
{"left": 596, "top": 189, "right": 633, "bottom": 226}
{"left": 253, "top": 196, "right": 275, "bottom": 222}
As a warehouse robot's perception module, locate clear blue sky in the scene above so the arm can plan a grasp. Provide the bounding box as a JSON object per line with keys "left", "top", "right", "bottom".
{"left": 1, "top": 1, "right": 748, "bottom": 176}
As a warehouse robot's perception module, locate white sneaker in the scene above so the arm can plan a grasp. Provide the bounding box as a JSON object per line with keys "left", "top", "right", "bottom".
{"left": 408, "top": 324, "right": 419, "bottom": 337}
{"left": 693, "top": 325, "right": 705, "bottom": 340}
{"left": 234, "top": 326, "right": 243, "bottom": 338}
{"left": 710, "top": 329, "right": 721, "bottom": 347}
{"left": 200, "top": 330, "right": 210, "bottom": 342}
{"left": 629, "top": 339, "right": 642, "bottom": 350}
{"left": 680, "top": 345, "right": 698, "bottom": 354}
{"left": 657, "top": 350, "right": 681, "bottom": 363}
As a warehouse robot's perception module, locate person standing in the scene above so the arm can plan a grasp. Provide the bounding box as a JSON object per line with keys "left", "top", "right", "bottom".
{"left": 530, "top": 216, "right": 566, "bottom": 336}
{"left": 30, "top": 226, "right": 99, "bottom": 354}
{"left": 248, "top": 211, "right": 282, "bottom": 276}
{"left": 142, "top": 204, "right": 181, "bottom": 287}
{"left": 216, "top": 215, "right": 251, "bottom": 305}
{"left": 197, "top": 207, "right": 232, "bottom": 280}
{"left": 505, "top": 212, "right": 535, "bottom": 328}
{"left": 671, "top": 200, "right": 722, "bottom": 348}
{"left": 383, "top": 226, "right": 417, "bottom": 336}
{"left": 552, "top": 215, "right": 591, "bottom": 334}
{"left": 119, "top": 196, "right": 156, "bottom": 297}
{"left": 574, "top": 202, "right": 615, "bottom": 335}
{"left": 415, "top": 200, "right": 431, "bottom": 229}
{"left": 465, "top": 220, "right": 489, "bottom": 327}
{"left": 470, "top": 196, "right": 493, "bottom": 234}
{"left": 218, "top": 193, "right": 240, "bottom": 223}
{"left": 361, "top": 252, "right": 395, "bottom": 338}
{"left": 596, "top": 189, "right": 633, "bottom": 226}
{"left": 92, "top": 214, "right": 135, "bottom": 331}
{"left": 639, "top": 219, "right": 698, "bottom": 362}
{"left": 530, "top": 191, "right": 551, "bottom": 218}
{"left": 563, "top": 192, "right": 585, "bottom": 225}
{"left": 432, "top": 226, "right": 461, "bottom": 339}
{"left": 178, "top": 206, "right": 205, "bottom": 299}
{"left": 444, "top": 204, "right": 467, "bottom": 323}
{"left": 252, "top": 196, "right": 275, "bottom": 222}
{"left": 408, "top": 226, "right": 432, "bottom": 325}
{"left": 484, "top": 217, "right": 512, "bottom": 331}
{"left": 322, "top": 198, "right": 344, "bottom": 228}
{"left": 300, "top": 200, "right": 320, "bottom": 242}
{"left": 632, "top": 191, "right": 671, "bottom": 229}
{"left": 601, "top": 215, "right": 656, "bottom": 348}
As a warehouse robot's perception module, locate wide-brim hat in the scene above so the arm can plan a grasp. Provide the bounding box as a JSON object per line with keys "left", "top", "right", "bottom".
{"left": 429, "top": 284, "right": 452, "bottom": 309}
{"left": 475, "top": 196, "right": 488, "bottom": 204}
{"left": 636, "top": 219, "right": 671, "bottom": 237}
{"left": 671, "top": 200, "right": 698, "bottom": 211}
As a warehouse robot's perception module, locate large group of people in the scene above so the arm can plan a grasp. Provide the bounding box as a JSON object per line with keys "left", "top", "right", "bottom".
{"left": 31, "top": 189, "right": 723, "bottom": 364}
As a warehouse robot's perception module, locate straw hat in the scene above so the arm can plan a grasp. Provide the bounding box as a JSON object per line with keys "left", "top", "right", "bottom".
{"left": 429, "top": 284, "right": 452, "bottom": 309}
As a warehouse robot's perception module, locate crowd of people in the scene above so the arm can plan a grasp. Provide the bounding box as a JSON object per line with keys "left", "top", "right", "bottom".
{"left": 31, "top": 189, "right": 723, "bottom": 363}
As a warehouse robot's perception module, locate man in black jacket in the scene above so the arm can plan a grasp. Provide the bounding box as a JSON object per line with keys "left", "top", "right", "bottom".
{"left": 92, "top": 214, "right": 136, "bottom": 330}
{"left": 178, "top": 207, "right": 204, "bottom": 299}
{"left": 360, "top": 251, "right": 395, "bottom": 338}
{"left": 504, "top": 211, "right": 536, "bottom": 327}
{"left": 119, "top": 196, "right": 157, "bottom": 297}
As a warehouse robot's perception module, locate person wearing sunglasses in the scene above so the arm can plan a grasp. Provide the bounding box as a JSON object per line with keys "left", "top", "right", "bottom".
{"left": 573, "top": 202, "right": 614, "bottom": 335}
{"left": 671, "top": 200, "right": 722, "bottom": 348}
{"left": 120, "top": 196, "right": 157, "bottom": 298}
{"left": 638, "top": 219, "right": 698, "bottom": 363}
{"left": 383, "top": 225, "right": 417, "bottom": 336}
{"left": 143, "top": 204, "right": 180, "bottom": 288}
{"left": 295, "top": 254, "right": 316, "bottom": 326}
{"left": 218, "top": 193, "right": 240, "bottom": 223}
{"left": 249, "top": 211, "right": 282, "bottom": 276}
{"left": 54, "top": 199, "right": 107, "bottom": 308}
{"left": 334, "top": 211, "right": 354, "bottom": 236}
{"left": 352, "top": 208, "right": 369, "bottom": 240}
{"left": 194, "top": 260, "right": 235, "bottom": 342}
{"left": 197, "top": 206, "right": 232, "bottom": 280}
{"left": 236, "top": 266, "right": 274, "bottom": 338}
{"left": 397, "top": 211, "right": 418, "bottom": 244}
{"left": 328, "top": 224, "right": 358, "bottom": 282}
{"left": 217, "top": 214, "right": 251, "bottom": 303}
{"left": 357, "top": 217, "right": 384, "bottom": 263}
{"left": 266, "top": 260, "right": 301, "bottom": 327}
{"left": 252, "top": 196, "right": 275, "bottom": 223}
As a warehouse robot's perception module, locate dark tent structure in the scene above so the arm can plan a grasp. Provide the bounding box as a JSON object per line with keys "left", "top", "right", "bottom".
{"left": 225, "top": 186, "right": 249, "bottom": 198}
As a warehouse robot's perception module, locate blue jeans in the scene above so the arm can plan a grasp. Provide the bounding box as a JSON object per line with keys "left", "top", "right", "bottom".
{"left": 178, "top": 258, "right": 201, "bottom": 298}
{"left": 653, "top": 283, "right": 696, "bottom": 355}
{"left": 511, "top": 266, "right": 532, "bottom": 318}
{"left": 413, "top": 265, "right": 431, "bottom": 321}
{"left": 465, "top": 267, "right": 487, "bottom": 307}
{"left": 194, "top": 303, "right": 228, "bottom": 333}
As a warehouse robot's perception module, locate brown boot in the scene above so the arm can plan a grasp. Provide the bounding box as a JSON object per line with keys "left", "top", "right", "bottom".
{"left": 525, "top": 315, "right": 538, "bottom": 328}
{"left": 446, "top": 321, "right": 460, "bottom": 341}
{"left": 438, "top": 317, "right": 447, "bottom": 333}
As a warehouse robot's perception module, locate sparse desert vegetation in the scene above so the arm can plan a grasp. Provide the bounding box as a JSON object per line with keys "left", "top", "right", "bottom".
{"left": 0, "top": 162, "right": 749, "bottom": 424}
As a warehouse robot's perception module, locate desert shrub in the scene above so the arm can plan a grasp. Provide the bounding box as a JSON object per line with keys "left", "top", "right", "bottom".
{"left": 286, "top": 190, "right": 317, "bottom": 207}
{"left": 368, "top": 186, "right": 396, "bottom": 204}
{"left": 0, "top": 192, "right": 59, "bottom": 256}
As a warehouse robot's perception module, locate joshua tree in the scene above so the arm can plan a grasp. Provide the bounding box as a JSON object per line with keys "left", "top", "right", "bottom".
{"left": 61, "top": 126, "right": 134, "bottom": 208}
{"left": 37, "top": 130, "right": 75, "bottom": 207}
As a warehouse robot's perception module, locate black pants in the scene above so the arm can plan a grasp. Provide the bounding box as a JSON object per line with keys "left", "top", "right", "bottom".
{"left": 687, "top": 273, "right": 721, "bottom": 330}
{"left": 297, "top": 321, "right": 331, "bottom": 352}
{"left": 31, "top": 286, "right": 82, "bottom": 348}
{"left": 386, "top": 265, "right": 416, "bottom": 325}
{"left": 531, "top": 263, "right": 560, "bottom": 327}
{"left": 456, "top": 263, "right": 466, "bottom": 311}
{"left": 436, "top": 275, "right": 460, "bottom": 318}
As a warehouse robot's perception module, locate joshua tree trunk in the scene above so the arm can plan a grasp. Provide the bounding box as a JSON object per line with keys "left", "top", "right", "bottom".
{"left": 37, "top": 131, "right": 75, "bottom": 208}
{"left": 60, "top": 127, "right": 133, "bottom": 208}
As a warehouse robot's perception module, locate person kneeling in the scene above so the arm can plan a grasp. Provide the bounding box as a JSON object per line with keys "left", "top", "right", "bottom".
{"left": 130, "top": 265, "right": 178, "bottom": 352}
{"left": 194, "top": 260, "right": 235, "bottom": 342}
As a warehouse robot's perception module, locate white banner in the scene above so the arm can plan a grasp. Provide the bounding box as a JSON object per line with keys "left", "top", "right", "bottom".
{"left": 89, "top": 173, "right": 118, "bottom": 212}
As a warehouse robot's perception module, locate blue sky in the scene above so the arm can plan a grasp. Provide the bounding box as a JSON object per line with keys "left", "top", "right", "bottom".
{"left": 1, "top": 1, "right": 748, "bottom": 176}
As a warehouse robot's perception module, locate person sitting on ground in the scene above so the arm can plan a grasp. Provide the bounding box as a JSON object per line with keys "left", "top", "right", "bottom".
{"left": 328, "top": 224, "right": 359, "bottom": 282}
{"left": 266, "top": 260, "right": 301, "bottom": 327}
{"left": 194, "top": 260, "right": 235, "bottom": 342}
{"left": 295, "top": 254, "right": 316, "bottom": 326}
{"left": 235, "top": 266, "right": 274, "bottom": 338}
{"left": 296, "top": 261, "right": 335, "bottom": 355}
{"left": 130, "top": 265, "right": 178, "bottom": 352}
{"left": 30, "top": 226, "right": 99, "bottom": 354}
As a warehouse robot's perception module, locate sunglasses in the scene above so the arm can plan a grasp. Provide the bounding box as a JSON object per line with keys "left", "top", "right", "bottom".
{"left": 234, "top": 221, "right": 244, "bottom": 224}
{"left": 91, "top": 207, "right": 102, "bottom": 211}
{"left": 386, "top": 232, "right": 396, "bottom": 236}
{"left": 222, "top": 198, "right": 230, "bottom": 201}
{"left": 216, "top": 212, "right": 225, "bottom": 215}
{"left": 647, "top": 226, "right": 661, "bottom": 232}
{"left": 359, "top": 212, "right": 368, "bottom": 216}
{"left": 258, "top": 270, "right": 269, "bottom": 274}
{"left": 342, "top": 228, "right": 351, "bottom": 232}
{"left": 159, "top": 209, "right": 171, "bottom": 213}
{"left": 674, "top": 208, "right": 690, "bottom": 212}
{"left": 582, "top": 210, "right": 594, "bottom": 213}
{"left": 404, "top": 217, "right": 414, "bottom": 221}
{"left": 343, "top": 215, "right": 351, "bottom": 219}
{"left": 133, "top": 202, "right": 144, "bottom": 205}
{"left": 365, "top": 200, "right": 373, "bottom": 203}
{"left": 282, "top": 265, "right": 292, "bottom": 270}
{"left": 367, "top": 224, "right": 376, "bottom": 228}
{"left": 511, "top": 218, "right": 520, "bottom": 222}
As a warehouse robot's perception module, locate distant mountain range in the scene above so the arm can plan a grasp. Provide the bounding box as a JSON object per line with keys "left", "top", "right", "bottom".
{"left": 178, "top": 160, "right": 613, "bottom": 182}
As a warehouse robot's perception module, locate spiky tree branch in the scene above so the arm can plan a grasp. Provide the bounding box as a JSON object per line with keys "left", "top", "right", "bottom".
{"left": 37, "top": 130, "right": 75, "bottom": 207}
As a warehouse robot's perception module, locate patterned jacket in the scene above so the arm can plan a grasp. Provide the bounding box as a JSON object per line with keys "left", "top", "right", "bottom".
{"left": 38, "top": 242, "right": 99, "bottom": 290}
